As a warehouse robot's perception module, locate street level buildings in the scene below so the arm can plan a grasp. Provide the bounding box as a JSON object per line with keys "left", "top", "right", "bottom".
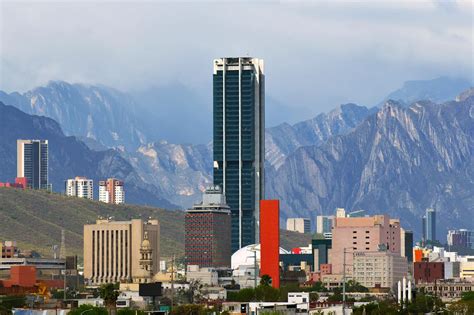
{"left": 185, "top": 186, "right": 231, "bottom": 268}
{"left": 286, "top": 218, "right": 310, "bottom": 234}
{"left": 99, "top": 178, "right": 125, "bottom": 204}
{"left": 65, "top": 177, "right": 93, "bottom": 200}
{"left": 83, "top": 218, "right": 160, "bottom": 285}
{"left": 17, "top": 140, "right": 49, "bottom": 189}
{"left": 213, "top": 57, "right": 265, "bottom": 252}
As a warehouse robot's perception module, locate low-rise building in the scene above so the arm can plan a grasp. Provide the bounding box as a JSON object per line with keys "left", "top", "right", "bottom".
{"left": 413, "top": 262, "right": 444, "bottom": 284}
{"left": 417, "top": 279, "right": 474, "bottom": 302}
{"left": 353, "top": 250, "right": 408, "bottom": 291}
{"left": 186, "top": 265, "right": 218, "bottom": 286}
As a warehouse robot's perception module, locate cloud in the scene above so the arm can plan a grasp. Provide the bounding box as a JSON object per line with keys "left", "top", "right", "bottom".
{"left": 0, "top": 1, "right": 472, "bottom": 122}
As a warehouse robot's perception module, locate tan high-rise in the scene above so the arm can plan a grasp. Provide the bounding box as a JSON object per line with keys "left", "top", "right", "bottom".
{"left": 83, "top": 219, "right": 159, "bottom": 285}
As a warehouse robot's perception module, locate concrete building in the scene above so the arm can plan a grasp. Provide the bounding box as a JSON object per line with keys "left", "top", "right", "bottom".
{"left": 353, "top": 251, "right": 408, "bottom": 291}
{"left": 99, "top": 178, "right": 125, "bottom": 204}
{"left": 213, "top": 57, "right": 265, "bottom": 252}
{"left": 447, "top": 229, "right": 474, "bottom": 249}
{"left": 185, "top": 186, "right": 231, "bottom": 268}
{"left": 316, "top": 215, "right": 334, "bottom": 236}
{"left": 17, "top": 139, "right": 49, "bottom": 190}
{"left": 286, "top": 218, "right": 310, "bottom": 234}
{"left": 1, "top": 241, "right": 18, "bottom": 258}
{"left": 460, "top": 261, "right": 474, "bottom": 278}
{"left": 65, "top": 177, "right": 93, "bottom": 200}
{"left": 186, "top": 265, "right": 218, "bottom": 286}
{"left": 330, "top": 214, "right": 401, "bottom": 275}
{"left": 83, "top": 218, "right": 160, "bottom": 285}
{"left": 312, "top": 238, "right": 332, "bottom": 272}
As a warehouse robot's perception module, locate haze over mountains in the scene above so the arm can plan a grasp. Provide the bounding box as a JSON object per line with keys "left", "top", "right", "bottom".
{"left": 0, "top": 76, "right": 472, "bottom": 239}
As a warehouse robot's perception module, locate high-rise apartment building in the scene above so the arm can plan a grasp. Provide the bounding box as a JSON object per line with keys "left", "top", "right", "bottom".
{"left": 65, "top": 177, "right": 93, "bottom": 200}
{"left": 330, "top": 214, "right": 401, "bottom": 275}
{"left": 185, "top": 186, "right": 231, "bottom": 268}
{"left": 286, "top": 218, "right": 311, "bottom": 234}
{"left": 99, "top": 178, "right": 125, "bottom": 204}
{"left": 83, "top": 218, "right": 160, "bottom": 285}
{"left": 17, "top": 140, "right": 49, "bottom": 189}
{"left": 423, "top": 208, "right": 436, "bottom": 242}
{"left": 213, "top": 57, "right": 265, "bottom": 252}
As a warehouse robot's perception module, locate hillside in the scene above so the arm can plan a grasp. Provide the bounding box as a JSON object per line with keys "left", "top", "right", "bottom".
{"left": 0, "top": 188, "right": 311, "bottom": 259}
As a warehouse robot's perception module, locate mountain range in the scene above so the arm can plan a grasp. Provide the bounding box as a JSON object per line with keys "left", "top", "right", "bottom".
{"left": 0, "top": 77, "right": 472, "bottom": 239}
{"left": 0, "top": 101, "right": 176, "bottom": 209}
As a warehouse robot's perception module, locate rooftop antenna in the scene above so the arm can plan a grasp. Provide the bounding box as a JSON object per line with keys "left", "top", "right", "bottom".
{"left": 60, "top": 229, "right": 66, "bottom": 259}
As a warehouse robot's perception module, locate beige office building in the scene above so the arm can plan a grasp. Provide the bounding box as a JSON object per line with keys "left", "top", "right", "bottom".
{"left": 286, "top": 218, "right": 311, "bottom": 234}
{"left": 353, "top": 251, "right": 408, "bottom": 291}
{"left": 84, "top": 219, "right": 160, "bottom": 285}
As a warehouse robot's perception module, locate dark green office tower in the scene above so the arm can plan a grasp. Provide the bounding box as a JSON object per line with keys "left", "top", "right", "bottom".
{"left": 213, "top": 57, "right": 265, "bottom": 253}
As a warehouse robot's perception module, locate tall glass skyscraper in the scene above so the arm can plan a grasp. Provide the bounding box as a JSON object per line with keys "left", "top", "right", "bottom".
{"left": 17, "top": 139, "right": 49, "bottom": 189}
{"left": 213, "top": 57, "right": 265, "bottom": 252}
{"left": 425, "top": 208, "right": 436, "bottom": 242}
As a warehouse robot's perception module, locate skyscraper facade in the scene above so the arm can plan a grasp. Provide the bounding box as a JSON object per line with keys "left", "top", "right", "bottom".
{"left": 424, "top": 208, "right": 436, "bottom": 242}
{"left": 17, "top": 140, "right": 49, "bottom": 189}
{"left": 213, "top": 57, "right": 265, "bottom": 252}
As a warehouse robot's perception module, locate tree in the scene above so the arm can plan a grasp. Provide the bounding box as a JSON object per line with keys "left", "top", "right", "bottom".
{"left": 68, "top": 305, "right": 108, "bottom": 315}
{"left": 99, "top": 283, "right": 120, "bottom": 308}
{"left": 260, "top": 274, "right": 272, "bottom": 286}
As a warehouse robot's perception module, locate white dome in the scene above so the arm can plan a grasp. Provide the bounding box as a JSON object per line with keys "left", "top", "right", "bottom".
{"left": 231, "top": 244, "right": 289, "bottom": 270}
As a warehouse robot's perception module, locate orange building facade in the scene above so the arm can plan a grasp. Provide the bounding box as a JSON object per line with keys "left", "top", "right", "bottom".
{"left": 259, "top": 200, "right": 280, "bottom": 288}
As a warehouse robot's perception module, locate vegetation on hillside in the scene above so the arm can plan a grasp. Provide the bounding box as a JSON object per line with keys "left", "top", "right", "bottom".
{"left": 0, "top": 188, "right": 310, "bottom": 259}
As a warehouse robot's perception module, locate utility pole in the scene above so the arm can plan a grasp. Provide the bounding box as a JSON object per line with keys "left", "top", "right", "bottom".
{"left": 171, "top": 254, "right": 175, "bottom": 307}
{"left": 254, "top": 249, "right": 258, "bottom": 288}
{"left": 342, "top": 248, "right": 346, "bottom": 315}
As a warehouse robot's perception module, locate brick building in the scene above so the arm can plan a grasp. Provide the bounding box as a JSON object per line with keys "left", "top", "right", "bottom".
{"left": 185, "top": 186, "right": 231, "bottom": 268}
{"left": 413, "top": 261, "right": 444, "bottom": 284}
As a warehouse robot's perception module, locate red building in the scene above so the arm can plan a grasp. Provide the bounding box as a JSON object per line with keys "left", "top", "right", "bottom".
{"left": 414, "top": 261, "right": 445, "bottom": 284}
{"left": 0, "top": 177, "right": 27, "bottom": 189}
{"left": 260, "top": 200, "right": 280, "bottom": 288}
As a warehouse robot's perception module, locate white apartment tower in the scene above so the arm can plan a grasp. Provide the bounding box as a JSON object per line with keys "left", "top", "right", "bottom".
{"left": 99, "top": 178, "right": 125, "bottom": 204}
{"left": 65, "top": 177, "right": 93, "bottom": 200}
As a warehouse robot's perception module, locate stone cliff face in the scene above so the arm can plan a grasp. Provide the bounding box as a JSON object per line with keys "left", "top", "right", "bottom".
{"left": 0, "top": 81, "right": 146, "bottom": 149}
{"left": 267, "top": 97, "right": 474, "bottom": 239}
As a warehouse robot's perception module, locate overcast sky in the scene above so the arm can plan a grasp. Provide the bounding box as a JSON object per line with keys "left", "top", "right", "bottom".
{"left": 0, "top": 0, "right": 472, "bottom": 122}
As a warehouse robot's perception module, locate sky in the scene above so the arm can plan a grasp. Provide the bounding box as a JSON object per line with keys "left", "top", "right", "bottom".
{"left": 0, "top": 0, "right": 472, "bottom": 125}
